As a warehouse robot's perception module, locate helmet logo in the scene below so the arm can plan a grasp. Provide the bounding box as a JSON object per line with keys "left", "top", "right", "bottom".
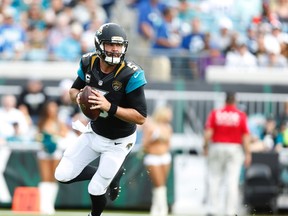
{"left": 112, "top": 80, "right": 122, "bottom": 91}
{"left": 97, "top": 25, "right": 104, "bottom": 36}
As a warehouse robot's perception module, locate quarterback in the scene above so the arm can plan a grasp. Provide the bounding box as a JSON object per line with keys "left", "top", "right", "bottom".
{"left": 55, "top": 23, "right": 147, "bottom": 216}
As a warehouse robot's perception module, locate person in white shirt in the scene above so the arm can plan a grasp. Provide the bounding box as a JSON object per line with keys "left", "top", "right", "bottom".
{"left": 225, "top": 40, "right": 258, "bottom": 68}
{"left": 0, "top": 94, "right": 30, "bottom": 140}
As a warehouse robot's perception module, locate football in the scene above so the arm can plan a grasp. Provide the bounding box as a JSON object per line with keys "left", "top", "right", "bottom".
{"left": 79, "top": 85, "right": 101, "bottom": 120}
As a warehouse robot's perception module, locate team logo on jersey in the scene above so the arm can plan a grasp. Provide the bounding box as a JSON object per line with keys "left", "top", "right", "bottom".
{"left": 112, "top": 81, "right": 122, "bottom": 91}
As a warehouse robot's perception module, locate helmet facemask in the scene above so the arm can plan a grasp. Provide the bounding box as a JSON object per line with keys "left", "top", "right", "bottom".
{"left": 100, "top": 41, "right": 128, "bottom": 65}
{"left": 94, "top": 23, "right": 128, "bottom": 65}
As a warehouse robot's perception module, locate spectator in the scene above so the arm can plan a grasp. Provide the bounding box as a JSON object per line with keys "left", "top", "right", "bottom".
{"left": 181, "top": 17, "right": 205, "bottom": 53}
{"left": 53, "top": 21, "right": 83, "bottom": 61}
{"left": 181, "top": 17, "right": 207, "bottom": 79}
{"left": 250, "top": 116, "right": 278, "bottom": 152}
{"left": 245, "top": 24, "right": 259, "bottom": 55}
{"left": 0, "top": 7, "right": 27, "bottom": 60}
{"left": 56, "top": 79, "right": 80, "bottom": 127}
{"left": 196, "top": 32, "right": 226, "bottom": 79}
{"left": 258, "top": 49, "right": 288, "bottom": 67}
{"left": 271, "top": 0, "right": 288, "bottom": 33}
{"left": 6, "top": 122, "right": 27, "bottom": 143}
{"left": 262, "top": 23, "right": 285, "bottom": 57}
{"left": 225, "top": 39, "right": 258, "bottom": 68}
{"left": 252, "top": 1, "right": 279, "bottom": 26}
{"left": 253, "top": 115, "right": 279, "bottom": 152}
{"left": 142, "top": 106, "right": 173, "bottom": 216}
{"left": 151, "top": 5, "right": 182, "bottom": 77}
{"left": 152, "top": 6, "right": 181, "bottom": 51}
{"left": 210, "top": 16, "right": 234, "bottom": 55}
{"left": 23, "top": 2, "right": 46, "bottom": 30}
{"left": 25, "top": 25, "right": 49, "bottom": 61}
{"left": 177, "top": 0, "right": 201, "bottom": 24}
{"left": 71, "top": 0, "right": 107, "bottom": 28}
{"left": 81, "top": 14, "right": 104, "bottom": 53}
{"left": 203, "top": 91, "right": 251, "bottom": 216}
{"left": 254, "top": 32, "right": 268, "bottom": 57}
{"left": 0, "top": 94, "right": 30, "bottom": 141}
{"left": 269, "top": 23, "right": 288, "bottom": 56}
{"left": 17, "top": 78, "right": 49, "bottom": 125}
{"left": 43, "top": 0, "right": 65, "bottom": 28}
{"left": 136, "top": 0, "right": 166, "bottom": 49}
{"left": 46, "top": 12, "right": 71, "bottom": 61}
{"left": 0, "top": 0, "right": 19, "bottom": 22}
{"left": 101, "top": 0, "right": 116, "bottom": 21}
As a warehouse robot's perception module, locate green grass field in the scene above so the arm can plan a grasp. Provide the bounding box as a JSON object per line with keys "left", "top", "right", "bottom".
{"left": 0, "top": 210, "right": 285, "bottom": 216}
{"left": 0, "top": 209, "right": 152, "bottom": 216}
{"left": 1, "top": 208, "right": 288, "bottom": 216}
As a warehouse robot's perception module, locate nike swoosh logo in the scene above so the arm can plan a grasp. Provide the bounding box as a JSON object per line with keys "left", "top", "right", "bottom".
{"left": 134, "top": 71, "right": 140, "bottom": 78}
{"left": 114, "top": 142, "right": 122, "bottom": 145}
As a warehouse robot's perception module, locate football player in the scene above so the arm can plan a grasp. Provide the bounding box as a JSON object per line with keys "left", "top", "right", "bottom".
{"left": 55, "top": 23, "right": 147, "bottom": 216}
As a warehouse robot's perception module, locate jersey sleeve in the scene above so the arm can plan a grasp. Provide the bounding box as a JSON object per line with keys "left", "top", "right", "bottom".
{"left": 77, "top": 60, "right": 85, "bottom": 81}
{"left": 125, "top": 69, "right": 147, "bottom": 94}
{"left": 77, "top": 52, "right": 96, "bottom": 81}
{"left": 126, "top": 85, "right": 147, "bottom": 117}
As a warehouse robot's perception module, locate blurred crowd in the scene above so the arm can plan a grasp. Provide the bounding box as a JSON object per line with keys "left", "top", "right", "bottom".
{"left": 0, "top": 0, "right": 288, "bottom": 79}
{"left": 0, "top": 78, "right": 88, "bottom": 147}
{"left": 1, "top": 0, "right": 288, "bottom": 147}
{"left": 1, "top": 0, "right": 288, "bottom": 145}
{"left": 249, "top": 104, "right": 288, "bottom": 154}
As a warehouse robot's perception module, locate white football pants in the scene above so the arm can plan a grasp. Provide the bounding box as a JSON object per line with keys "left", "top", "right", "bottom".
{"left": 55, "top": 126, "right": 136, "bottom": 196}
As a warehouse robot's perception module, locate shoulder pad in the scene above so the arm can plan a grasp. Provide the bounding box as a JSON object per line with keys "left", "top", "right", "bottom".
{"left": 114, "top": 60, "right": 141, "bottom": 79}
{"left": 125, "top": 60, "right": 143, "bottom": 72}
{"left": 81, "top": 52, "right": 97, "bottom": 67}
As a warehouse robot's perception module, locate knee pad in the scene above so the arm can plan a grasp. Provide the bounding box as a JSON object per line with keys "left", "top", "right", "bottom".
{"left": 88, "top": 180, "right": 107, "bottom": 195}
{"left": 88, "top": 156, "right": 123, "bottom": 195}
{"left": 99, "top": 156, "right": 120, "bottom": 179}
{"left": 54, "top": 158, "right": 74, "bottom": 182}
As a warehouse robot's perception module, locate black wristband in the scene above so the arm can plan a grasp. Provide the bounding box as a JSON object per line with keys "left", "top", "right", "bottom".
{"left": 108, "top": 103, "right": 118, "bottom": 116}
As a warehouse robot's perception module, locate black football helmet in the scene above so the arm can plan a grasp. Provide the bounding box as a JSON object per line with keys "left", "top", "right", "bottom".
{"left": 94, "top": 23, "right": 128, "bottom": 65}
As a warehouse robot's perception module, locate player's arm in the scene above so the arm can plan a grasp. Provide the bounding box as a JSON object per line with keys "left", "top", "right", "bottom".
{"left": 69, "top": 55, "right": 90, "bottom": 104}
{"left": 69, "top": 77, "right": 86, "bottom": 104}
{"left": 114, "top": 86, "right": 147, "bottom": 125}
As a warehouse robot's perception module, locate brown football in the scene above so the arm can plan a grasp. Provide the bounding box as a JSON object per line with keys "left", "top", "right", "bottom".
{"left": 79, "top": 85, "right": 101, "bottom": 120}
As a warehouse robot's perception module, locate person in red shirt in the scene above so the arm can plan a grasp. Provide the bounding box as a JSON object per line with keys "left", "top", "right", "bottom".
{"left": 203, "top": 91, "right": 251, "bottom": 216}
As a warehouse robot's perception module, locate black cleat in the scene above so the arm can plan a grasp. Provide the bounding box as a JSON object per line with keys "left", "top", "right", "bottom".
{"left": 108, "top": 167, "right": 126, "bottom": 201}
